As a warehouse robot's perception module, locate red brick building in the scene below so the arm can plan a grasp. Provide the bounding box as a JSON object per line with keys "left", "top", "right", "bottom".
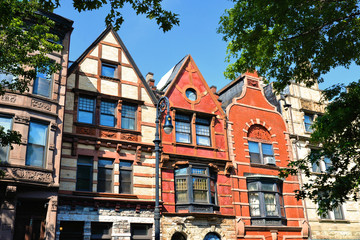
{"left": 156, "top": 55, "right": 236, "bottom": 240}
{"left": 218, "top": 72, "right": 308, "bottom": 240}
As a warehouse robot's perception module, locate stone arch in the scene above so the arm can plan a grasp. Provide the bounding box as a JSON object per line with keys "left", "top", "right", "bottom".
{"left": 171, "top": 232, "right": 187, "bottom": 240}
{"left": 166, "top": 224, "right": 192, "bottom": 240}
{"left": 200, "top": 226, "right": 225, "bottom": 240}
{"left": 247, "top": 124, "right": 271, "bottom": 141}
{"left": 203, "top": 232, "right": 222, "bottom": 240}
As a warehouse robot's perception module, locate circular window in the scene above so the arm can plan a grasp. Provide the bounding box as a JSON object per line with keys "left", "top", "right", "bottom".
{"left": 185, "top": 88, "right": 197, "bottom": 101}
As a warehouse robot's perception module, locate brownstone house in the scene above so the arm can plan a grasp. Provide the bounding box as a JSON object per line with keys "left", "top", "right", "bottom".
{"left": 57, "top": 27, "right": 159, "bottom": 240}
{"left": 0, "top": 12, "right": 73, "bottom": 240}
{"left": 156, "top": 55, "right": 236, "bottom": 240}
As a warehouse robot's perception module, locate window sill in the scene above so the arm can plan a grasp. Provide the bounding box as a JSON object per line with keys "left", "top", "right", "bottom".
{"left": 173, "top": 142, "right": 215, "bottom": 150}
{"left": 99, "top": 75, "right": 120, "bottom": 81}
{"left": 74, "top": 122, "right": 141, "bottom": 135}
{"left": 319, "top": 219, "right": 349, "bottom": 223}
{"left": 73, "top": 191, "right": 138, "bottom": 199}
{"left": 175, "top": 203, "right": 219, "bottom": 213}
{"left": 250, "top": 163, "right": 279, "bottom": 170}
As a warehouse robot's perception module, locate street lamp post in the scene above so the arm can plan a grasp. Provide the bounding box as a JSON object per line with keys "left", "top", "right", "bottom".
{"left": 154, "top": 96, "right": 173, "bottom": 240}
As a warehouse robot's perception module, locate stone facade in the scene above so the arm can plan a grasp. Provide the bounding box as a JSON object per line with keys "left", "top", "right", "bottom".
{"left": 218, "top": 72, "right": 306, "bottom": 240}
{"left": 57, "top": 27, "right": 158, "bottom": 239}
{"left": 157, "top": 55, "right": 236, "bottom": 240}
{"left": 0, "top": 12, "right": 73, "bottom": 240}
{"left": 278, "top": 82, "right": 360, "bottom": 239}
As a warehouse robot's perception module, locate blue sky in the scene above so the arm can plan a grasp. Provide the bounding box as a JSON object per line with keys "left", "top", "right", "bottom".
{"left": 54, "top": 1, "right": 359, "bottom": 91}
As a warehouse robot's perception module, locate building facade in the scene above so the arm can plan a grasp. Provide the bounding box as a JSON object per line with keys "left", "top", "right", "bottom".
{"left": 156, "top": 55, "right": 236, "bottom": 240}
{"left": 279, "top": 82, "right": 360, "bottom": 239}
{"left": 218, "top": 72, "right": 308, "bottom": 240}
{"left": 57, "top": 27, "right": 158, "bottom": 240}
{"left": 0, "top": 12, "right": 73, "bottom": 240}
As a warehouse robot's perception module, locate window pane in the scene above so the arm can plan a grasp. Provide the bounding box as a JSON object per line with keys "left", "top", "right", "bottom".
{"left": 249, "top": 193, "right": 261, "bottom": 216}
{"left": 176, "top": 121, "right": 191, "bottom": 133}
{"left": 334, "top": 206, "right": 344, "bottom": 220}
{"left": 312, "top": 161, "right": 321, "bottom": 173}
{"left": 193, "top": 177, "right": 208, "bottom": 202}
{"left": 76, "top": 165, "right": 92, "bottom": 191}
{"left": 196, "top": 135, "right": 211, "bottom": 146}
{"left": 176, "top": 114, "right": 191, "bottom": 144}
{"left": 25, "top": 144, "right": 45, "bottom": 167}
{"left": 248, "top": 182, "right": 258, "bottom": 191}
{"left": 119, "top": 161, "right": 132, "bottom": 167}
{"left": 102, "top": 64, "right": 116, "bottom": 78}
{"left": 262, "top": 183, "right": 275, "bottom": 191}
{"left": 33, "top": 69, "right": 51, "bottom": 97}
{"left": 191, "top": 168, "right": 206, "bottom": 175}
{"left": 78, "top": 97, "right": 95, "bottom": 124}
{"left": 249, "top": 153, "right": 261, "bottom": 163}
{"left": 100, "top": 101, "right": 116, "bottom": 127}
{"left": 175, "top": 168, "right": 187, "bottom": 176}
{"left": 119, "top": 170, "right": 132, "bottom": 194}
{"left": 324, "top": 157, "right": 332, "bottom": 172}
{"left": 0, "top": 117, "right": 12, "bottom": 162}
{"left": 196, "top": 120, "right": 210, "bottom": 146}
{"left": 78, "top": 111, "right": 94, "bottom": 124}
{"left": 98, "top": 159, "right": 113, "bottom": 193}
{"left": 304, "top": 114, "right": 313, "bottom": 132}
{"left": 28, "top": 122, "right": 48, "bottom": 145}
{"left": 175, "top": 178, "right": 188, "bottom": 202}
{"left": 262, "top": 144, "right": 274, "bottom": 156}
{"left": 264, "top": 193, "right": 278, "bottom": 216}
{"left": 210, "top": 179, "right": 216, "bottom": 204}
{"left": 121, "top": 104, "right": 137, "bottom": 130}
{"left": 248, "top": 141, "right": 260, "bottom": 153}
{"left": 176, "top": 133, "right": 191, "bottom": 143}
{"left": 91, "top": 222, "right": 112, "bottom": 239}
{"left": 100, "top": 114, "right": 115, "bottom": 127}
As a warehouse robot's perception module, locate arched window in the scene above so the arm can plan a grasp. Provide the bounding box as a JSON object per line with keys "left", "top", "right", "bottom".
{"left": 247, "top": 125, "right": 274, "bottom": 165}
{"left": 171, "top": 232, "right": 187, "bottom": 240}
{"left": 204, "top": 232, "right": 220, "bottom": 240}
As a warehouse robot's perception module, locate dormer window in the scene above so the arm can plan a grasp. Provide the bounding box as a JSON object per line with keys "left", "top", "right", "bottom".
{"left": 175, "top": 114, "right": 192, "bottom": 144}
{"left": 101, "top": 63, "right": 117, "bottom": 78}
{"left": 196, "top": 117, "right": 211, "bottom": 146}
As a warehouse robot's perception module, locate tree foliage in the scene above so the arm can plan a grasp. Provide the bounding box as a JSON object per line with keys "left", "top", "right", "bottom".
{"left": 280, "top": 80, "right": 360, "bottom": 214}
{"left": 0, "top": 0, "right": 179, "bottom": 161}
{"left": 218, "top": 0, "right": 360, "bottom": 91}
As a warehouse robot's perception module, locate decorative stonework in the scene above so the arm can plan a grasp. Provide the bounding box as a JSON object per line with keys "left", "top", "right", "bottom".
{"left": 300, "top": 99, "right": 325, "bottom": 113}
{"left": 31, "top": 98, "right": 51, "bottom": 111}
{"left": 0, "top": 94, "right": 17, "bottom": 103}
{"left": 2, "top": 167, "right": 52, "bottom": 184}
{"left": 120, "top": 133, "right": 138, "bottom": 141}
{"left": 14, "top": 115, "right": 30, "bottom": 124}
{"left": 247, "top": 124, "right": 271, "bottom": 140}
{"left": 76, "top": 126, "right": 96, "bottom": 135}
{"left": 248, "top": 79, "right": 259, "bottom": 88}
{"left": 100, "top": 130, "right": 117, "bottom": 139}
{"left": 51, "top": 123, "right": 58, "bottom": 131}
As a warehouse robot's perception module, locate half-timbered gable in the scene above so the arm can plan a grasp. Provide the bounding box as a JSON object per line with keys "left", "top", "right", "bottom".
{"left": 58, "top": 26, "right": 158, "bottom": 239}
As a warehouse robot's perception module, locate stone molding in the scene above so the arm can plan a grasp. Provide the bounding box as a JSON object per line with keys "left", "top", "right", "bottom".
{"left": 1, "top": 166, "right": 53, "bottom": 184}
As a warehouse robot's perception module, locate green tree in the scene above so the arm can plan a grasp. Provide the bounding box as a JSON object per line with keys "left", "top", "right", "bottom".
{"left": 280, "top": 81, "right": 360, "bottom": 214}
{"left": 0, "top": 0, "right": 179, "bottom": 160}
{"left": 217, "top": 0, "right": 360, "bottom": 91}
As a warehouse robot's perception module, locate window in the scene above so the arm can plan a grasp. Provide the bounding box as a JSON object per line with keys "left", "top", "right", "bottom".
{"left": 311, "top": 157, "right": 332, "bottom": 173}
{"left": 0, "top": 116, "right": 12, "bottom": 162}
{"left": 76, "top": 156, "right": 93, "bottom": 191}
{"left": 171, "top": 232, "right": 186, "bottom": 240}
{"left": 26, "top": 121, "right": 48, "bottom": 167}
{"left": 33, "top": 66, "right": 52, "bottom": 98}
{"left": 101, "top": 63, "right": 117, "bottom": 78}
{"left": 196, "top": 117, "right": 211, "bottom": 146}
{"left": 130, "top": 224, "right": 152, "bottom": 240}
{"left": 97, "top": 159, "right": 114, "bottom": 193}
{"left": 78, "top": 96, "right": 95, "bottom": 124}
{"left": 185, "top": 88, "right": 197, "bottom": 101}
{"left": 204, "top": 233, "right": 221, "bottom": 240}
{"left": 91, "top": 222, "right": 112, "bottom": 240}
{"left": 320, "top": 205, "right": 344, "bottom": 220}
{"left": 247, "top": 178, "right": 285, "bottom": 226}
{"left": 121, "top": 103, "right": 137, "bottom": 130}
{"left": 304, "top": 114, "right": 314, "bottom": 132}
{"left": 248, "top": 141, "right": 274, "bottom": 164}
{"left": 174, "top": 165, "right": 217, "bottom": 212}
{"left": 100, "top": 101, "right": 117, "bottom": 127}
{"left": 175, "top": 114, "right": 191, "bottom": 143}
{"left": 119, "top": 161, "right": 132, "bottom": 194}
{"left": 312, "top": 161, "right": 321, "bottom": 173}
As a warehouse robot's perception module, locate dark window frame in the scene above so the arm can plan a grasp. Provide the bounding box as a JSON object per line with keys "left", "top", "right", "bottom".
{"left": 174, "top": 165, "right": 218, "bottom": 212}
{"left": 175, "top": 113, "right": 192, "bottom": 144}
{"left": 101, "top": 62, "right": 118, "bottom": 78}
{"left": 97, "top": 158, "right": 114, "bottom": 193}
{"left": 25, "top": 120, "right": 49, "bottom": 168}
{"left": 195, "top": 117, "right": 211, "bottom": 146}
{"left": 304, "top": 113, "right": 314, "bottom": 133}
{"left": 100, "top": 100, "right": 117, "bottom": 127}
{"left": 130, "top": 223, "right": 152, "bottom": 240}
{"left": 91, "top": 222, "right": 112, "bottom": 240}
{"left": 78, "top": 96, "right": 96, "bottom": 124}
{"left": 247, "top": 178, "right": 286, "bottom": 226}
{"left": 248, "top": 140, "right": 275, "bottom": 165}
{"left": 121, "top": 103, "right": 137, "bottom": 130}
{"left": 119, "top": 161, "right": 133, "bottom": 194}
{"left": 76, "top": 156, "right": 93, "bottom": 192}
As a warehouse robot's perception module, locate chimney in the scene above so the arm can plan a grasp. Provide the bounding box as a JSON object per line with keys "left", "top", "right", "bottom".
{"left": 146, "top": 72, "right": 156, "bottom": 90}
{"left": 210, "top": 85, "right": 217, "bottom": 94}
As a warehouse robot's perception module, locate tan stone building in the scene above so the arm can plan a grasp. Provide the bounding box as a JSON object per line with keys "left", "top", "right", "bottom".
{"left": 0, "top": 12, "right": 73, "bottom": 240}
{"left": 277, "top": 82, "right": 360, "bottom": 239}
{"left": 57, "top": 27, "right": 158, "bottom": 240}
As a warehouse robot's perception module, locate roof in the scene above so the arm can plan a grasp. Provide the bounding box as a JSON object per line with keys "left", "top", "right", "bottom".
{"left": 157, "top": 55, "right": 189, "bottom": 91}
{"left": 67, "top": 26, "right": 157, "bottom": 104}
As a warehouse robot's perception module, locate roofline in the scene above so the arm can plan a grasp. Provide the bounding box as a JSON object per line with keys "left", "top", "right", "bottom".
{"left": 67, "top": 26, "right": 157, "bottom": 104}
{"left": 217, "top": 75, "right": 244, "bottom": 95}
{"left": 163, "top": 55, "right": 191, "bottom": 96}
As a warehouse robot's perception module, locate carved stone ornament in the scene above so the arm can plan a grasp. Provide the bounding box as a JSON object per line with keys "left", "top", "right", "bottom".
{"left": 2, "top": 167, "right": 52, "bottom": 184}
{"left": 300, "top": 99, "right": 324, "bottom": 113}
{"left": 14, "top": 115, "right": 30, "bottom": 124}
{"left": 76, "top": 126, "right": 96, "bottom": 135}
{"left": 247, "top": 124, "right": 271, "bottom": 140}
{"left": 100, "top": 130, "right": 117, "bottom": 139}
{"left": 120, "top": 133, "right": 138, "bottom": 141}
{"left": 31, "top": 99, "right": 51, "bottom": 111}
{"left": 50, "top": 123, "right": 58, "bottom": 131}
{"left": 248, "top": 79, "right": 259, "bottom": 88}
{"left": 0, "top": 94, "right": 17, "bottom": 103}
